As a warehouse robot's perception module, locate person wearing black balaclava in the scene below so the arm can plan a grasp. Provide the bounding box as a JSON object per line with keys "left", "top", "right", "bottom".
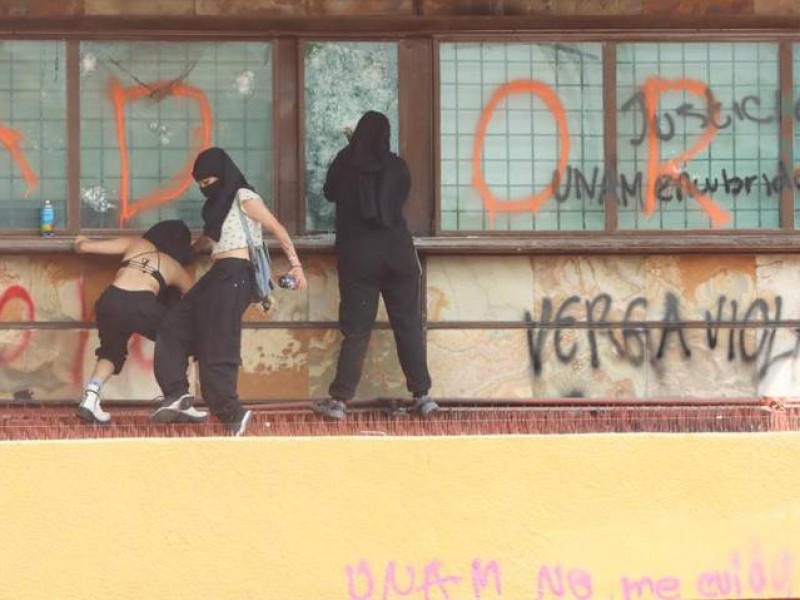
{"left": 151, "top": 147, "right": 306, "bottom": 436}
{"left": 312, "top": 111, "right": 436, "bottom": 421}
{"left": 73, "top": 220, "right": 199, "bottom": 425}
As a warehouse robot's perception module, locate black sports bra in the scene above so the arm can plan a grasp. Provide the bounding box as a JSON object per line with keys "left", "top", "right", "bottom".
{"left": 120, "top": 251, "right": 167, "bottom": 294}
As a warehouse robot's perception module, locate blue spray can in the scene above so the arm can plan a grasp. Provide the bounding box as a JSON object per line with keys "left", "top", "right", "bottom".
{"left": 278, "top": 274, "right": 297, "bottom": 289}
{"left": 40, "top": 199, "right": 55, "bottom": 238}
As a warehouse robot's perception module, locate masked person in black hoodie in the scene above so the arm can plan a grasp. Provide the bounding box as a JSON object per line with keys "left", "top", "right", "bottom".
{"left": 312, "top": 111, "right": 437, "bottom": 421}
{"left": 151, "top": 147, "right": 306, "bottom": 436}
{"left": 73, "top": 220, "right": 200, "bottom": 425}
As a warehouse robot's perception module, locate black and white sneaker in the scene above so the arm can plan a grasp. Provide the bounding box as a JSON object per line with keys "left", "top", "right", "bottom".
{"left": 76, "top": 389, "right": 111, "bottom": 425}
{"left": 150, "top": 393, "right": 196, "bottom": 423}
{"left": 228, "top": 410, "right": 252, "bottom": 437}
{"left": 176, "top": 406, "right": 210, "bottom": 423}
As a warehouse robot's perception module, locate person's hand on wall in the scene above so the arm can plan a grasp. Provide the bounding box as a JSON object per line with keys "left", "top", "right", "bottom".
{"left": 73, "top": 235, "right": 89, "bottom": 253}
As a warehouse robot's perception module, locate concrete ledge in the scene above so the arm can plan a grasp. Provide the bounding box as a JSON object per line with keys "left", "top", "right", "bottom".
{"left": 5, "top": 233, "right": 800, "bottom": 255}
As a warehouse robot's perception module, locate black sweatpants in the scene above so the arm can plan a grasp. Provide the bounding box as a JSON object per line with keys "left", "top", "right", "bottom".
{"left": 329, "top": 233, "right": 432, "bottom": 401}
{"left": 95, "top": 286, "right": 166, "bottom": 374}
{"left": 154, "top": 258, "right": 253, "bottom": 423}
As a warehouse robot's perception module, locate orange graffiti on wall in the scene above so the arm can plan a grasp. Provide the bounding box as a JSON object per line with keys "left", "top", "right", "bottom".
{"left": 641, "top": 77, "right": 731, "bottom": 228}
{"left": 472, "top": 80, "right": 570, "bottom": 221}
{"left": 471, "top": 77, "right": 735, "bottom": 228}
{"left": 108, "top": 77, "right": 212, "bottom": 227}
{"left": 0, "top": 285, "right": 35, "bottom": 364}
{"left": 0, "top": 126, "right": 38, "bottom": 196}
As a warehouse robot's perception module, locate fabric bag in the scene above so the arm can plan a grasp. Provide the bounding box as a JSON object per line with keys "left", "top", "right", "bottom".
{"left": 237, "top": 203, "right": 274, "bottom": 307}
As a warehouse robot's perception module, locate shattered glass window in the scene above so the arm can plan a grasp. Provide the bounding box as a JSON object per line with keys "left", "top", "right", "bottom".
{"left": 304, "top": 41, "right": 399, "bottom": 232}
{"left": 0, "top": 41, "right": 67, "bottom": 231}
{"left": 79, "top": 41, "right": 272, "bottom": 230}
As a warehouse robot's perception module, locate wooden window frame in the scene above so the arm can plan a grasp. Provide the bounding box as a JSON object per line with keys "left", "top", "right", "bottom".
{"left": 1, "top": 17, "right": 800, "bottom": 254}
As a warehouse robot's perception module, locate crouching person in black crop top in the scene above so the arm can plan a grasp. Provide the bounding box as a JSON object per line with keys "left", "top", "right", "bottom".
{"left": 73, "top": 220, "right": 199, "bottom": 425}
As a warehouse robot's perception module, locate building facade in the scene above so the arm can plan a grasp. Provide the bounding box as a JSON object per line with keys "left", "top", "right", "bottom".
{"left": 2, "top": 0, "right": 800, "bottom": 404}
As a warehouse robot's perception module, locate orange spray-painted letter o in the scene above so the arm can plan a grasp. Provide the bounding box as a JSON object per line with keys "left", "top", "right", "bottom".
{"left": 472, "top": 79, "right": 570, "bottom": 220}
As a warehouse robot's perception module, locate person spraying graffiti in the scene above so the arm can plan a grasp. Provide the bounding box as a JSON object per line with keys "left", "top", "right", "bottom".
{"left": 313, "top": 111, "right": 437, "bottom": 421}
{"left": 150, "top": 147, "right": 306, "bottom": 436}
{"left": 74, "top": 220, "right": 200, "bottom": 425}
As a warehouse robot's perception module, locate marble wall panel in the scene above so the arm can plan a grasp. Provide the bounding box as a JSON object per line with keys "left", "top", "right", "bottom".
{"left": 644, "top": 327, "right": 758, "bottom": 398}
{"left": 754, "top": 0, "right": 800, "bottom": 15}
{"left": 756, "top": 255, "right": 800, "bottom": 320}
{"left": 305, "top": 254, "right": 389, "bottom": 323}
{"left": 426, "top": 255, "right": 534, "bottom": 322}
{"left": 418, "top": 0, "right": 495, "bottom": 15}
{"left": 644, "top": 255, "right": 757, "bottom": 322}
{"left": 1, "top": 327, "right": 193, "bottom": 402}
{"left": 0, "top": 328, "right": 84, "bottom": 400}
{"left": 195, "top": 0, "right": 305, "bottom": 16}
{"left": 79, "top": 331, "right": 168, "bottom": 402}
{"left": 499, "top": 0, "right": 642, "bottom": 15}
{"left": 307, "top": 328, "right": 406, "bottom": 399}
{"left": 243, "top": 255, "right": 309, "bottom": 323}
{"left": 530, "top": 326, "right": 646, "bottom": 399}
{"left": 84, "top": 0, "right": 193, "bottom": 14}
{"left": 306, "top": 0, "right": 414, "bottom": 15}
{"left": 0, "top": 0, "right": 83, "bottom": 16}
{"left": 1, "top": 255, "right": 101, "bottom": 322}
{"left": 757, "top": 326, "right": 800, "bottom": 400}
{"left": 642, "top": 0, "right": 753, "bottom": 15}
{"left": 305, "top": 254, "right": 339, "bottom": 322}
{"left": 238, "top": 328, "right": 310, "bottom": 400}
{"left": 531, "top": 255, "right": 646, "bottom": 323}
{"left": 427, "top": 329, "right": 533, "bottom": 398}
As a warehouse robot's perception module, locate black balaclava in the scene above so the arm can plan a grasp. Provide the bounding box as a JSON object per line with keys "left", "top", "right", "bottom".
{"left": 192, "top": 147, "right": 254, "bottom": 242}
{"left": 343, "top": 111, "right": 393, "bottom": 226}
{"left": 142, "top": 219, "right": 192, "bottom": 265}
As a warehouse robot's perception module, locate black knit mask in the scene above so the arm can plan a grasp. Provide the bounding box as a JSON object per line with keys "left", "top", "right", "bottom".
{"left": 192, "top": 147, "right": 254, "bottom": 241}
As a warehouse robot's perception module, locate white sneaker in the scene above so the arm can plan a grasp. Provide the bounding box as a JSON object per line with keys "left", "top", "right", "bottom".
{"left": 177, "top": 406, "right": 209, "bottom": 423}
{"left": 76, "top": 389, "right": 111, "bottom": 425}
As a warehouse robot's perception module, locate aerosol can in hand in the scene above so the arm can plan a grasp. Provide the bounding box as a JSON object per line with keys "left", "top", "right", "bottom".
{"left": 278, "top": 274, "right": 297, "bottom": 290}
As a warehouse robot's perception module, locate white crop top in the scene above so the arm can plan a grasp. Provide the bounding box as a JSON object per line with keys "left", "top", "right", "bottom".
{"left": 211, "top": 188, "right": 264, "bottom": 256}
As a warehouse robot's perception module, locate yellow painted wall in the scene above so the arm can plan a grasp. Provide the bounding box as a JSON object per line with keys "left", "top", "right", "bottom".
{"left": 0, "top": 433, "right": 798, "bottom": 599}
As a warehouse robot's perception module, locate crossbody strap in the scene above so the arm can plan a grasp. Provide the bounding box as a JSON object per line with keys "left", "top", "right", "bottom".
{"left": 236, "top": 198, "right": 257, "bottom": 248}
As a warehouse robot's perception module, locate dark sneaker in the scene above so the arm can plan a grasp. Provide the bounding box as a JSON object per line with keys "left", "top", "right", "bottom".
{"left": 76, "top": 389, "right": 111, "bottom": 425}
{"left": 228, "top": 410, "right": 252, "bottom": 437}
{"left": 150, "top": 393, "right": 195, "bottom": 423}
{"left": 311, "top": 399, "right": 347, "bottom": 421}
{"left": 412, "top": 395, "right": 439, "bottom": 417}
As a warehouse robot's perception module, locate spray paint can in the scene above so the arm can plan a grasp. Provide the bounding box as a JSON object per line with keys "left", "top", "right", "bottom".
{"left": 40, "top": 199, "right": 55, "bottom": 238}
{"left": 278, "top": 274, "right": 297, "bottom": 290}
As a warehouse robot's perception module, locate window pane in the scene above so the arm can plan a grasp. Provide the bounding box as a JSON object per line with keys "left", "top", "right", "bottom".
{"left": 80, "top": 41, "right": 272, "bottom": 230}
{"left": 0, "top": 41, "right": 67, "bottom": 231}
{"left": 617, "top": 43, "right": 780, "bottom": 230}
{"left": 304, "top": 41, "right": 399, "bottom": 232}
{"left": 439, "top": 42, "right": 605, "bottom": 232}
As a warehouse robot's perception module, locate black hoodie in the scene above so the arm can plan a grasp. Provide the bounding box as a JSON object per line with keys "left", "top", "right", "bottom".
{"left": 323, "top": 111, "right": 410, "bottom": 243}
